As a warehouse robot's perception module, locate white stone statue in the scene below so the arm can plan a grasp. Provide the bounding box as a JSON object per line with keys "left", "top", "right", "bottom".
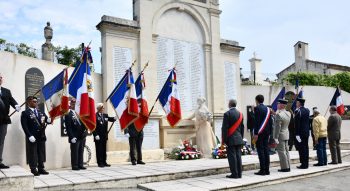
{"left": 187, "top": 97, "right": 217, "bottom": 158}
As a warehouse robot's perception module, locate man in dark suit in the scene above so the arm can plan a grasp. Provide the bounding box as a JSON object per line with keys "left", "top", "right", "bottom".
{"left": 64, "top": 98, "right": 87, "bottom": 170}
{"left": 0, "top": 73, "right": 20, "bottom": 169}
{"left": 309, "top": 107, "right": 318, "bottom": 150}
{"left": 247, "top": 106, "right": 255, "bottom": 151}
{"left": 125, "top": 123, "right": 145, "bottom": 165}
{"left": 252, "top": 94, "right": 272, "bottom": 175}
{"left": 327, "top": 105, "right": 342, "bottom": 164}
{"left": 94, "top": 103, "right": 116, "bottom": 167}
{"left": 222, "top": 99, "right": 244, "bottom": 179}
{"left": 20, "top": 96, "right": 51, "bottom": 176}
{"left": 294, "top": 98, "right": 310, "bottom": 169}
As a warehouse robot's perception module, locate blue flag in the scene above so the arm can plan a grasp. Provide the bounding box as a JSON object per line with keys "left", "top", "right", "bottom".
{"left": 271, "top": 87, "right": 286, "bottom": 112}
{"left": 291, "top": 88, "right": 303, "bottom": 112}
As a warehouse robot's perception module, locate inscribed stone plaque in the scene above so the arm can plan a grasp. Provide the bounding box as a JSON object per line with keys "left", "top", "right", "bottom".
{"left": 142, "top": 119, "right": 160, "bottom": 149}
{"left": 224, "top": 61, "right": 237, "bottom": 106}
{"left": 25, "top": 68, "right": 45, "bottom": 112}
{"left": 156, "top": 36, "right": 205, "bottom": 112}
{"left": 214, "top": 117, "right": 223, "bottom": 144}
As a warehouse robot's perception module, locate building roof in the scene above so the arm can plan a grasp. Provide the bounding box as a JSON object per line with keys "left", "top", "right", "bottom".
{"left": 276, "top": 59, "right": 350, "bottom": 77}
{"left": 220, "top": 39, "right": 245, "bottom": 51}
{"left": 96, "top": 15, "right": 140, "bottom": 31}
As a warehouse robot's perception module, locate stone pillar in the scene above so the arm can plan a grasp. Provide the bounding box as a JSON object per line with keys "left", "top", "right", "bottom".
{"left": 41, "top": 22, "right": 54, "bottom": 61}
{"left": 249, "top": 53, "right": 262, "bottom": 84}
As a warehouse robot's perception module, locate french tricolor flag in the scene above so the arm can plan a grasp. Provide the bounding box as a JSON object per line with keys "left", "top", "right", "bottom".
{"left": 158, "top": 69, "right": 181, "bottom": 127}
{"left": 41, "top": 68, "right": 69, "bottom": 119}
{"left": 108, "top": 70, "right": 139, "bottom": 130}
{"left": 134, "top": 73, "right": 149, "bottom": 131}
{"left": 330, "top": 87, "right": 345, "bottom": 115}
{"left": 69, "top": 48, "right": 96, "bottom": 132}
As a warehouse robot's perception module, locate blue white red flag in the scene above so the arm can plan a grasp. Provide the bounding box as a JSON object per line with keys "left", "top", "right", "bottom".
{"left": 330, "top": 87, "right": 345, "bottom": 115}
{"left": 271, "top": 87, "right": 286, "bottom": 112}
{"left": 108, "top": 70, "right": 139, "bottom": 130}
{"left": 68, "top": 48, "right": 96, "bottom": 131}
{"left": 158, "top": 69, "right": 181, "bottom": 127}
{"left": 41, "top": 68, "right": 69, "bottom": 119}
{"left": 134, "top": 73, "right": 149, "bottom": 131}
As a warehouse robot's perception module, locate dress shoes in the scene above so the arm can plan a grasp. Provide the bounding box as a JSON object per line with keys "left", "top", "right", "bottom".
{"left": 297, "top": 166, "right": 308, "bottom": 169}
{"left": 313, "top": 163, "right": 324, "bottom": 166}
{"left": 278, "top": 168, "right": 290, "bottom": 172}
{"left": 226, "top": 174, "right": 240, "bottom": 179}
{"left": 72, "top": 167, "right": 80, "bottom": 171}
{"left": 79, "top": 166, "right": 87, "bottom": 170}
{"left": 31, "top": 169, "right": 40, "bottom": 176}
{"left": 137, "top": 161, "right": 146, "bottom": 165}
{"left": 254, "top": 170, "right": 266, "bottom": 176}
{"left": 0, "top": 163, "right": 9, "bottom": 169}
{"left": 104, "top": 163, "right": 111, "bottom": 167}
{"left": 328, "top": 162, "right": 338, "bottom": 165}
{"left": 98, "top": 164, "right": 105, "bottom": 168}
{"left": 131, "top": 161, "right": 136, "bottom": 165}
{"left": 38, "top": 169, "right": 49, "bottom": 175}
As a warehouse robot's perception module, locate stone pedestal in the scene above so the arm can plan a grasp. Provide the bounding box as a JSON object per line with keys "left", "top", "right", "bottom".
{"left": 160, "top": 119, "right": 196, "bottom": 148}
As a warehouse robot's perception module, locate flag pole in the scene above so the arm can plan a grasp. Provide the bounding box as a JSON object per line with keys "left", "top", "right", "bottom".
{"left": 9, "top": 89, "right": 41, "bottom": 117}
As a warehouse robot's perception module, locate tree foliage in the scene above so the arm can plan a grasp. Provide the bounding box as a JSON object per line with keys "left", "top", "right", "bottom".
{"left": 283, "top": 72, "right": 350, "bottom": 93}
{"left": 54, "top": 45, "right": 82, "bottom": 66}
{"left": 0, "top": 38, "right": 37, "bottom": 58}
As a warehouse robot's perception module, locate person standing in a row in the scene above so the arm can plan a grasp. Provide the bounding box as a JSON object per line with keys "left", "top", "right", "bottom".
{"left": 327, "top": 106, "right": 342, "bottom": 164}
{"left": 94, "top": 103, "right": 116, "bottom": 167}
{"left": 273, "top": 99, "right": 291, "bottom": 172}
{"left": 64, "top": 98, "right": 87, "bottom": 170}
{"left": 0, "top": 73, "right": 20, "bottom": 169}
{"left": 222, "top": 99, "right": 244, "bottom": 179}
{"left": 294, "top": 98, "right": 310, "bottom": 169}
{"left": 312, "top": 108, "right": 327, "bottom": 166}
{"left": 21, "top": 96, "right": 51, "bottom": 176}
{"left": 253, "top": 94, "right": 272, "bottom": 176}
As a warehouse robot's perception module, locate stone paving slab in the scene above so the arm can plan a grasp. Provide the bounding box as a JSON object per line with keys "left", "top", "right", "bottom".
{"left": 26, "top": 150, "right": 348, "bottom": 190}
{"left": 139, "top": 162, "right": 350, "bottom": 191}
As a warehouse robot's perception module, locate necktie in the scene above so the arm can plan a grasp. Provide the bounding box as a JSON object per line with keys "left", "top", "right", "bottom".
{"left": 100, "top": 113, "right": 104, "bottom": 123}
{"left": 74, "top": 111, "right": 81, "bottom": 125}
{"left": 34, "top": 109, "right": 39, "bottom": 118}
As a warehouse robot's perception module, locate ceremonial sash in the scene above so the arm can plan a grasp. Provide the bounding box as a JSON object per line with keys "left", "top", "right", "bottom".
{"left": 258, "top": 108, "right": 271, "bottom": 135}
{"left": 227, "top": 112, "right": 243, "bottom": 138}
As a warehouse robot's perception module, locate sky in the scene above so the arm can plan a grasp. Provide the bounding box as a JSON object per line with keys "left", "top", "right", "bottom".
{"left": 1, "top": 0, "right": 350, "bottom": 79}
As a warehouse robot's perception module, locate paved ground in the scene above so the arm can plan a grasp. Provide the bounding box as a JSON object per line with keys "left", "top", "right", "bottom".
{"left": 244, "top": 154, "right": 350, "bottom": 191}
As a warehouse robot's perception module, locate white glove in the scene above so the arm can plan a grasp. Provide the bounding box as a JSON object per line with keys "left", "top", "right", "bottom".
{"left": 46, "top": 118, "right": 52, "bottom": 124}
{"left": 15, "top": 105, "right": 21, "bottom": 112}
{"left": 114, "top": 116, "right": 118, "bottom": 120}
{"left": 296, "top": 136, "right": 301, "bottom": 143}
{"left": 95, "top": 135, "right": 100, "bottom": 140}
{"left": 29, "top": 136, "right": 36, "bottom": 143}
{"left": 274, "top": 139, "right": 279, "bottom": 145}
{"left": 71, "top": 137, "right": 77, "bottom": 143}
{"left": 125, "top": 133, "right": 130, "bottom": 138}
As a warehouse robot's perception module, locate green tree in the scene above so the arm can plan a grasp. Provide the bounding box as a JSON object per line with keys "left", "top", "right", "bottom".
{"left": 54, "top": 45, "right": 82, "bottom": 66}
{"left": 16, "top": 43, "right": 37, "bottom": 58}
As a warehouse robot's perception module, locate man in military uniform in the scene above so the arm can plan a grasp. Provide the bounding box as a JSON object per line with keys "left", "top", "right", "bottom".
{"left": 294, "top": 98, "right": 310, "bottom": 169}
{"left": 64, "top": 98, "right": 87, "bottom": 170}
{"left": 253, "top": 94, "right": 272, "bottom": 175}
{"left": 222, "top": 99, "right": 244, "bottom": 179}
{"left": 0, "top": 73, "right": 21, "bottom": 169}
{"left": 125, "top": 123, "right": 145, "bottom": 165}
{"left": 273, "top": 99, "right": 291, "bottom": 172}
{"left": 94, "top": 103, "right": 116, "bottom": 167}
{"left": 20, "top": 96, "right": 51, "bottom": 176}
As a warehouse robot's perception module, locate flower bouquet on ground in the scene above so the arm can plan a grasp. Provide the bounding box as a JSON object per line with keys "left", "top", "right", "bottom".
{"left": 170, "top": 139, "right": 202, "bottom": 160}
{"left": 241, "top": 138, "right": 253, "bottom": 155}
{"left": 212, "top": 144, "right": 227, "bottom": 159}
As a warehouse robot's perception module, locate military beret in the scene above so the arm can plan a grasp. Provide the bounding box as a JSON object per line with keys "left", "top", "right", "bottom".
{"left": 296, "top": 97, "right": 305, "bottom": 104}
{"left": 278, "top": 99, "right": 288, "bottom": 104}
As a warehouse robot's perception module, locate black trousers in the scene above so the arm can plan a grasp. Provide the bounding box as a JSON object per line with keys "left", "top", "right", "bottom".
{"left": 70, "top": 138, "right": 85, "bottom": 168}
{"left": 256, "top": 136, "right": 270, "bottom": 172}
{"left": 227, "top": 145, "right": 242, "bottom": 178}
{"left": 95, "top": 140, "right": 107, "bottom": 165}
{"left": 296, "top": 136, "right": 309, "bottom": 167}
{"left": 129, "top": 136, "right": 143, "bottom": 162}
{"left": 27, "top": 140, "right": 46, "bottom": 170}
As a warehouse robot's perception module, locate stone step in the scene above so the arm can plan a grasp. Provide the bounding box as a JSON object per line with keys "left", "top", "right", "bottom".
{"left": 0, "top": 165, "right": 34, "bottom": 191}
{"left": 32, "top": 150, "right": 350, "bottom": 190}
{"left": 138, "top": 162, "right": 350, "bottom": 191}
